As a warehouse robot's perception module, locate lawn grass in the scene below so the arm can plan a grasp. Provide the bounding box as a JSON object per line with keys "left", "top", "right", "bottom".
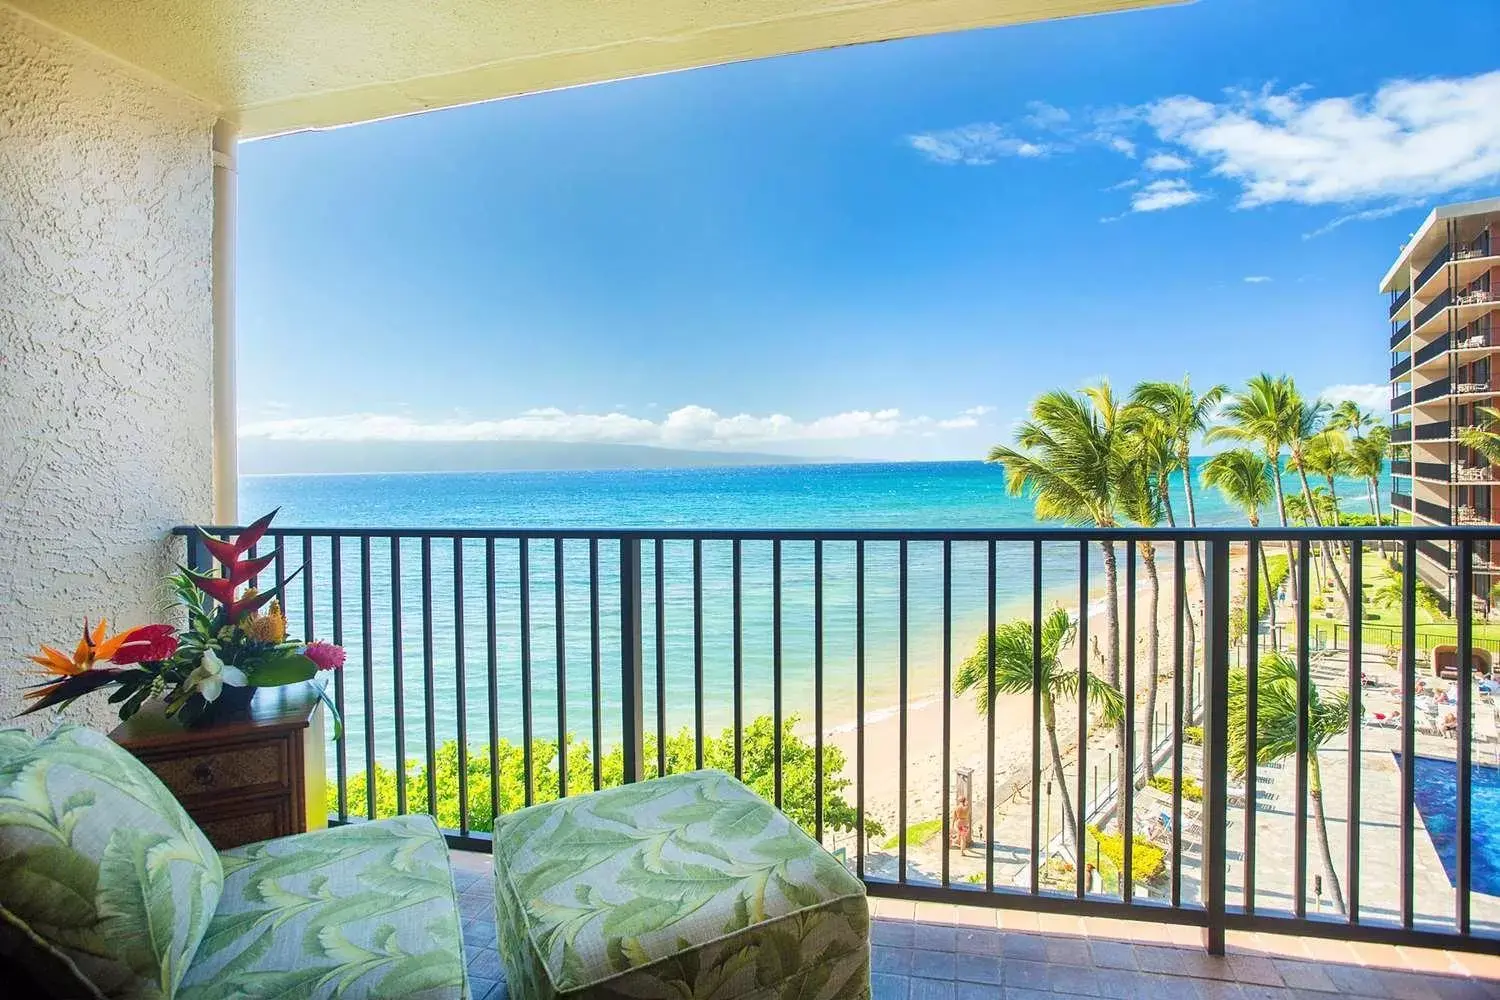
{"left": 881, "top": 816, "right": 944, "bottom": 850}
{"left": 1303, "top": 549, "right": 1500, "bottom": 651}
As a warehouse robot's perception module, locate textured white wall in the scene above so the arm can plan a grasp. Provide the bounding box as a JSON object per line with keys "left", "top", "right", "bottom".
{"left": 0, "top": 7, "right": 217, "bottom": 733}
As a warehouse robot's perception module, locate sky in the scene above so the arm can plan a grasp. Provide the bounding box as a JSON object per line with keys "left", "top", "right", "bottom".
{"left": 236, "top": 0, "right": 1500, "bottom": 462}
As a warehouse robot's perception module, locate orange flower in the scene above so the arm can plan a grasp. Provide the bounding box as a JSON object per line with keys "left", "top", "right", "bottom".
{"left": 242, "top": 600, "right": 287, "bottom": 644}
{"left": 29, "top": 619, "right": 131, "bottom": 683}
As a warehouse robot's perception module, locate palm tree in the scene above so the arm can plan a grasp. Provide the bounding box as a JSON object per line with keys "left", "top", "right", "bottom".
{"left": 1284, "top": 391, "right": 1353, "bottom": 614}
{"left": 1131, "top": 378, "right": 1228, "bottom": 724}
{"left": 954, "top": 608, "right": 1124, "bottom": 857}
{"left": 1285, "top": 488, "right": 1338, "bottom": 593}
{"left": 1348, "top": 424, "right": 1391, "bottom": 554}
{"left": 1457, "top": 404, "right": 1500, "bottom": 465}
{"left": 1202, "top": 449, "right": 1278, "bottom": 648}
{"left": 1209, "top": 375, "right": 1303, "bottom": 625}
{"left": 1228, "top": 652, "right": 1350, "bottom": 915}
{"left": 987, "top": 384, "right": 1132, "bottom": 763}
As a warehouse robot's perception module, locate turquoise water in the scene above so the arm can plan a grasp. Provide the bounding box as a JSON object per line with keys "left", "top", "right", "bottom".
{"left": 240, "top": 460, "right": 1387, "bottom": 763}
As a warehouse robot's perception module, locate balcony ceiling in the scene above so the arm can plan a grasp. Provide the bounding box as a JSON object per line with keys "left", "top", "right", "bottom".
{"left": 8, "top": 0, "right": 1178, "bottom": 137}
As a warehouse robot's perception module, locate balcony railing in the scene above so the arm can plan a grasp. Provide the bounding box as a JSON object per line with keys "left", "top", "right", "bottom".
{"left": 1388, "top": 358, "right": 1411, "bottom": 382}
{"left": 1413, "top": 377, "right": 1451, "bottom": 404}
{"left": 1456, "top": 463, "right": 1494, "bottom": 482}
{"left": 1388, "top": 287, "right": 1412, "bottom": 318}
{"left": 1414, "top": 420, "right": 1451, "bottom": 441}
{"left": 1417, "top": 537, "right": 1452, "bottom": 569}
{"left": 1415, "top": 498, "right": 1452, "bottom": 523}
{"left": 1391, "top": 390, "right": 1412, "bottom": 410}
{"left": 1415, "top": 461, "right": 1451, "bottom": 481}
{"left": 1456, "top": 289, "right": 1496, "bottom": 307}
{"left": 1412, "top": 334, "right": 1450, "bottom": 367}
{"left": 1454, "top": 330, "right": 1493, "bottom": 351}
{"left": 1456, "top": 380, "right": 1492, "bottom": 395}
{"left": 1391, "top": 491, "right": 1412, "bottom": 511}
{"left": 1455, "top": 505, "right": 1492, "bottom": 525}
{"left": 1390, "top": 320, "right": 1412, "bottom": 349}
{"left": 1414, "top": 289, "right": 1452, "bottom": 329}
{"left": 176, "top": 523, "right": 1500, "bottom": 955}
{"left": 1389, "top": 459, "right": 1412, "bottom": 477}
{"left": 1415, "top": 244, "right": 1453, "bottom": 290}
{"left": 1390, "top": 422, "right": 1412, "bottom": 442}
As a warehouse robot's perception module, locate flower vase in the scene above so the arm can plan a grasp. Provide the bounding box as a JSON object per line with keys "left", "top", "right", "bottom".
{"left": 192, "top": 684, "right": 256, "bottom": 726}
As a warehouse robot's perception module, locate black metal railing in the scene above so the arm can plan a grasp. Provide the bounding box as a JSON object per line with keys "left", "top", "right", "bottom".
{"left": 1415, "top": 498, "right": 1452, "bottom": 523}
{"left": 1389, "top": 460, "right": 1412, "bottom": 477}
{"left": 1389, "top": 358, "right": 1411, "bottom": 382}
{"left": 1417, "top": 538, "right": 1452, "bottom": 570}
{"left": 1391, "top": 491, "right": 1412, "bottom": 511}
{"left": 1389, "top": 288, "right": 1412, "bottom": 318}
{"left": 1415, "top": 289, "right": 1452, "bottom": 330}
{"left": 1416, "top": 244, "right": 1453, "bottom": 291}
{"left": 1414, "top": 377, "right": 1452, "bottom": 404}
{"left": 1390, "top": 321, "right": 1412, "bottom": 349}
{"left": 1413, "top": 334, "right": 1450, "bottom": 367}
{"left": 174, "top": 524, "right": 1500, "bottom": 954}
{"left": 1415, "top": 420, "right": 1451, "bottom": 441}
{"left": 1391, "top": 390, "right": 1412, "bottom": 410}
{"left": 1415, "top": 461, "right": 1451, "bottom": 481}
{"left": 1391, "top": 422, "right": 1412, "bottom": 443}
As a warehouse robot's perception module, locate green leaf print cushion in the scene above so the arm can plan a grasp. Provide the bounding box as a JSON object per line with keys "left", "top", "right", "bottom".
{"left": 492, "top": 769, "right": 870, "bottom": 999}
{"left": 0, "top": 725, "right": 224, "bottom": 999}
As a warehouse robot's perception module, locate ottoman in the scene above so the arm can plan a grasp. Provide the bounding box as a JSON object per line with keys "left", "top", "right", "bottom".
{"left": 492, "top": 769, "right": 869, "bottom": 999}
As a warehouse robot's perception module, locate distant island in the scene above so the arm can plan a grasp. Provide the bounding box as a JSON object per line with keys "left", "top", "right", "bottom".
{"left": 238, "top": 438, "right": 837, "bottom": 475}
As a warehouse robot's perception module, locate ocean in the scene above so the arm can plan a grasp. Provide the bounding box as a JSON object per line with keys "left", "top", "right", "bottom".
{"left": 241, "top": 460, "right": 1386, "bottom": 762}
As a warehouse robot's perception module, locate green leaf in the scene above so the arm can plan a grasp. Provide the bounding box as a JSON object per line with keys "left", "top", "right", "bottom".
{"left": 600, "top": 893, "right": 683, "bottom": 939}
{"left": 709, "top": 800, "right": 771, "bottom": 841}
{"left": 94, "top": 828, "right": 178, "bottom": 989}
{"left": 0, "top": 846, "right": 99, "bottom": 929}
{"left": 245, "top": 650, "right": 317, "bottom": 687}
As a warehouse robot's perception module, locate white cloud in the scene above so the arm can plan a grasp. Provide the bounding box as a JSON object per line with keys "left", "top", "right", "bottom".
{"left": 1025, "top": 101, "right": 1072, "bottom": 130}
{"left": 1319, "top": 383, "right": 1389, "bottom": 413}
{"left": 1301, "top": 199, "right": 1424, "bottom": 240}
{"left": 1129, "top": 178, "right": 1206, "bottom": 213}
{"left": 1142, "top": 71, "right": 1500, "bottom": 208}
{"left": 1143, "top": 152, "right": 1192, "bottom": 171}
{"left": 907, "top": 124, "right": 1047, "bottom": 165}
{"left": 1243, "top": 275, "right": 1272, "bottom": 283}
{"left": 1103, "top": 135, "right": 1137, "bottom": 157}
{"left": 241, "top": 404, "right": 986, "bottom": 449}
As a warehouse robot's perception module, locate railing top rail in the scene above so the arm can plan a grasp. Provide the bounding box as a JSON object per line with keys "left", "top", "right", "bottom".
{"left": 173, "top": 524, "right": 1500, "bottom": 542}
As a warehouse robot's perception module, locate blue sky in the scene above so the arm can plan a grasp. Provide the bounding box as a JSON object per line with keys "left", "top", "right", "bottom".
{"left": 237, "top": 0, "right": 1500, "bottom": 461}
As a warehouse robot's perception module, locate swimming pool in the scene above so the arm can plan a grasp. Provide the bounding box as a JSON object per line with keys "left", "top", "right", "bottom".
{"left": 1396, "top": 753, "right": 1500, "bottom": 897}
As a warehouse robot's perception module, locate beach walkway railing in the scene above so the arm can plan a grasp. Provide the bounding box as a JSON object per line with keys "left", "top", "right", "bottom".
{"left": 173, "top": 524, "right": 1499, "bottom": 955}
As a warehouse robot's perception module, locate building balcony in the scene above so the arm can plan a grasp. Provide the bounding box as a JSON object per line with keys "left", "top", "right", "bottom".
{"left": 1390, "top": 459, "right": 1412, "bottom": 477}
{"left": 1414, "top": 420, "right": 1452, "bottom": 441}
{"left": 1456, "top": 288, "right": 1496, "bottom": 308}
{"left": 1414, "top": 461, "right": 1451, "bottom": 481}
{"left": 1390, "top": 320, "right": 1413, "bottom": 350}
{"left": 1388, "top": 286, "right": 1412, "bottom": 318}
{"left": 1389, "top": 357, "right": 1412, "bottom": 381}
{"left": 1411, "top": 333, "right": 1450, "bottom": 368}
{"left": 1414, "top": 243, "right": 1453, "bottom": 292}
{"left": 1413, "top": 290, "right": 1451, "bottom": 332}
{"left": 1391, "top": 490, "right": 1413, "bottom": 511}
{"left": 1412, "top": 377, "right": 1451, "bottom": 405}
{"left": 1414, "top": 497, "right": 1452, "bottom": 523}
{"left": 1391, "top": 390, "right": 1412, "bottom": 411}
{"left": 1418, "top": 537, "right": 1452, "bottom": 569}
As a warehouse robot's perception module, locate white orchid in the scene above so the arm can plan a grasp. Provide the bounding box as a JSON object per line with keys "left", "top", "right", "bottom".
{"left": 186, "top": 649, "right": 248, "bottom": 704}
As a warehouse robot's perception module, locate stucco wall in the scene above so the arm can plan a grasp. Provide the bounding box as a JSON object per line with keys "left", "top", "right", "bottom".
{"left": 0, "top": 6, "right": 216, "bottom": 733}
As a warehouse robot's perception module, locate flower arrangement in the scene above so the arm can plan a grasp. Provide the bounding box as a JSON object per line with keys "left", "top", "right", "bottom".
{"left": 20, "top": 510, "right": 344, "bottom": 729}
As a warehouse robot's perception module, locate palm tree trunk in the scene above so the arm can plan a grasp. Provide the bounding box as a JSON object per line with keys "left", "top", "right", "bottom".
{"left": 1271, "top": 453, "right": 1301, "bottom": 629}
{"left": 1369, "top": 475, "right": 1387, "bottom": 557}
{"left": 1159, "top": 481, "right": 1200, "bottom": 724}
{"left": 1181, "top": 451, "right": 1208, "bottom": 605}
{"left": 1140, "top": 543, "right": 1161, "bottom": 783}
{"left": 1307, "top": 753, "right": 1347, "bottom": 915}
{"left": 1043, "top": 694, "right": 1080, "bottom": 858}
{"left": 1257, "top": 532, "right": 1279, "bottom": 650}
{"left": 1298, "top": 466, "right": 1353, "bottom": 613}
{"left": 1100, "top": 539, "right": 1127, "bottom": 796}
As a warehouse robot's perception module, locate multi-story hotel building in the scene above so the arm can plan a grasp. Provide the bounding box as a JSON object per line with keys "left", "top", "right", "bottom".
{"left": 1383, "top": 197, "right": 1499, "bottom": 605}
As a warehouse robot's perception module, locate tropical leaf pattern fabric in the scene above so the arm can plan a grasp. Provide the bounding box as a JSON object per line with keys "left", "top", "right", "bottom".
{"left": 0, "top": 724, "right": 224, "bottom": 999}
{"left": 492, "top": 769, "right": 869, "bottom": 999}
{"left": 177, "top": 815, "right": 468, "bottom": 1000}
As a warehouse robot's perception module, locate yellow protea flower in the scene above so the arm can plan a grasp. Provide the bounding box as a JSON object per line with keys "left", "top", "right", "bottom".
{"left": 242, "top": 600, "right": 287, "bottom": 644}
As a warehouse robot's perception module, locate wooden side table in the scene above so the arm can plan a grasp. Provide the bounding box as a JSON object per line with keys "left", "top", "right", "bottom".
{"left": 110, "top": 681, "right": 328, "bottom": 849}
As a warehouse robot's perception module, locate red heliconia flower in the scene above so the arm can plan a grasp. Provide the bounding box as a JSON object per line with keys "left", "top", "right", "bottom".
{"left": 110, "top": 624, "right": 179, "bottom": 665}
{"left": 186, "top": 509, "right": 293, "bottom": 622}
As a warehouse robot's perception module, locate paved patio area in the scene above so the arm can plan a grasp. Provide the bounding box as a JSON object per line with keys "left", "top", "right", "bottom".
{"left": 449, "top": 850, "right": 1500, "bottom": 1000}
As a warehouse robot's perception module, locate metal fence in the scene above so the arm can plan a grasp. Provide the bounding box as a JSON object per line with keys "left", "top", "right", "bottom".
{"left": 175, "top": 525, "right": 1499, "bottom": 954}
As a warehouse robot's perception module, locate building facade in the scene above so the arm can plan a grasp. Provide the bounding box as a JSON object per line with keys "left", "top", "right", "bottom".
{"left": 1384, "top": 198, "right": 1500, "bottom": 606}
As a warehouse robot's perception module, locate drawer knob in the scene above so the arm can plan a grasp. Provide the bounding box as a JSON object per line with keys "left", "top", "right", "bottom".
{"left": 192, "top": 762, "right": 216, "bottom": 787}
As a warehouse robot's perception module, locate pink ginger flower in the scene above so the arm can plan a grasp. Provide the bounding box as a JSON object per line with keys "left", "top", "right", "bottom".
{"left": 304, "top": 641, "right": 346, "bottom": 671}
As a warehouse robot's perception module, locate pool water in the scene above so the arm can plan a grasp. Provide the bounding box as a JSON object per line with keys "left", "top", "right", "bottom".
{"left": 1396, "top": 753, "right": 1500, "bottom": 897}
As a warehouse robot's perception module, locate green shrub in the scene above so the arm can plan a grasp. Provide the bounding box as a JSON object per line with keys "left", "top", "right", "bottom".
{"left": 1148, "top": 774, "right": 1203, "bottom": 803}
{"left": 1183, "top": 725, "right": 1203, "bottom": 746}
{"left": 334, "top": 712, "right": 884, "bottom": 839}
{"left": 1087, "top": 824, "right": 1166, "bottom": 885}
{"left": 882, "top": 817, "right": 943, "bottom": 850}
{"left": 1310, "top": 595, "right": 1325, "bottom": 612}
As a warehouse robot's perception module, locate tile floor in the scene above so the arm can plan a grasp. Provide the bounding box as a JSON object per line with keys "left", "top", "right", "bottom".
{"left": 449, "top": 852, "right": 1500, "bottom": 1000}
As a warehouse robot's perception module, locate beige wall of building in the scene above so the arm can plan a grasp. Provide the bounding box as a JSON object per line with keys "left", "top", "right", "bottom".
{"left": 0, "top": 7, "right": 216, "bottom": 733}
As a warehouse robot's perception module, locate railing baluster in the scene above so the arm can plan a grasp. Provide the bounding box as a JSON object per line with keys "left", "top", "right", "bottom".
{"left": 856, "top": 540, "right": 866, "bottom": 880}
{"left": 693, "top": 539, "right": 704, "bottom": 771}
{"left": 1400, "top": 536, "right": 1416, "bottom": 929}
{"left": 454, "top": 538, "right": 468, "bottom": 833}
{"left": 391, "top": 538, "right": 407, "bottom": 816}
{"left": 1123, "top": 540, "right": 1136, "bottom": 904}
{"left": 654, "top": 538, "right": 666, "bottom": 779}
{"left": 732, "top": 538, "right": 744, "bottom": 780}
{"left": 359, "top": 537, "right": 375, "bottom": 821}
{"left": 988, "top": 540, "right": 1000, "bottom": 891}
{"left": 1244, "top": 539, "right": 1259, "bottom": 913}
{"left": 487, "top": 538, "right": 501, "bottom": 816}
{"left": 329, "top": 536, "right": 346, "bottom": 823}
{"left": 421, "top": 537, "right": 437, "bottom": 818}
{"left": 1294, "top": 540, "right": 1311, "bottom": 919}
{"left": 773, "top": 539, "right": 783, "bottom": 809}
{"left": 556, "top": 537, "right": 568, "bottom": 797}
{"left": 1346, "top": 541, "right": 1362, "bottom": 923}
{"left": 1076, "top": 542, "right": 1089, "bottom": 900}
{"left": 814, "top": 540, "right": 825, "bottom": 842}
{"left": 619, "top": 537, "right": 645, "bottom": 785}
{"left": 941, "top": 540, "right": 952, "bottom": 888}
{"left": 1456, "top": 537, "right": 1473, "bottom": 934}
{"left": 1201, "top": 538, "right": 1231, "bottom": 955}
{"left": 1172, "top": 540, "right": 1185, "bottom": 906}
{"left": 898, "top": 539, "right": 908, "bottom": 883}
{"left": 1028, "top": 540, "right": 1041, "bottom": 896}
{"left": 589, "top": 538, "right": 602, "bottom": 791}
{"left": 520, "top": 539, "right": 534, "bottom": 804}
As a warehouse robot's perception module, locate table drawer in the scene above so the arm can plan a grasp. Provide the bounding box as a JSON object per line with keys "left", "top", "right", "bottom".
{"left": 194, "top": 795, "right": 296, "bottom": 849}
{"left": 142, "top": 737, "right": 293, "bottom": 801}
